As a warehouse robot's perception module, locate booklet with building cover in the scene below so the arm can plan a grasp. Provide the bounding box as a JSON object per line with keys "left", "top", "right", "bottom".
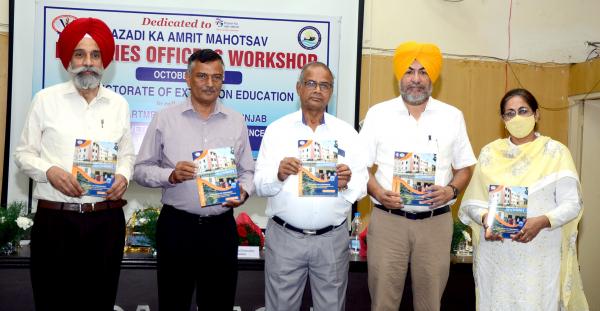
{"left": 392, "top": 151, "right": 437, "bottom": 208}
{"left": 192, "top": 147, "right": 240, "bottom": 207}
{"left": 72, "top": 139, "right": 118, "bottom": 197}
{"left": 487, "top": 185, "right": 528, "bottom": 238}
{"left": 298, "top": 139, "right": 338, "bottom": 197}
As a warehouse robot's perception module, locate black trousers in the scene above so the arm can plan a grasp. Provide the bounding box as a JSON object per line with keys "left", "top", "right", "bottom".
{"left": 156, "top": 205, "right": 238, "bottom": 311}
{"left": 30, "top": 206, "right": 126, "bottom": 311}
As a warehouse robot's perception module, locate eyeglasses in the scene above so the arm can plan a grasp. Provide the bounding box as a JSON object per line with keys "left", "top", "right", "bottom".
{"left": 195, "top": 72, "right": 224, "bottom": 83}
{"left": 502, "top": 107, "right": 533, "bottom": 120}
{"left": 303, "top": 80, "right": 333, "bottom": 91}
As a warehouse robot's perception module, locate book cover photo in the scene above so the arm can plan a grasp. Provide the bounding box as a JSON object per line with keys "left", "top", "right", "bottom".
{"left": 298, "top": 139, "right": 338, "bottom": 197}
{"left": 192, "top": 147, "right": 240, "bottom": 207}
{"left": 72, "top": 139, "right": 118, "bottom": 197}
{"left": 486, "top": 185, "right": 528, "bottom": 238}
{"left": 392, "top": 151, "right": 437, "bottom": 208}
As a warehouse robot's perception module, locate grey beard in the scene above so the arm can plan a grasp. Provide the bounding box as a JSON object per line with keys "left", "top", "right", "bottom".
{"left": 69, "top": 65, "right": 103, "bottom": 90}
{"left": 400, "top": 84, "right": 432, "bottom": 106}
{"left": 401, "top": 92, "right": 430, "bottom": 105}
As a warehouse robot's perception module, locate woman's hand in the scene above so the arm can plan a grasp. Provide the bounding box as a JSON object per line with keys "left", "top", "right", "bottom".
{"left": 511, "top": 215, "right": 550, "bottom": 243}
{"left": 482, "top": 212, "right": 503, "bottom": 241}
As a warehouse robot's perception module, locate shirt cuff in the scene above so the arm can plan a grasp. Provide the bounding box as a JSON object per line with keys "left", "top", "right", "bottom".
{"left": 270, "top": 170, "right": 285, "bottom": 191}
{"left": 38, "top": 162, "right": 54, "bottom": 183}
{"left": 477, "top": 208, "right": 487, "bottom": 226}
{"left": 161, "top": 169, "right": 178, "bottom": 188}
{"left": 115, "top": 169, "right": 131, "bottom": 185}
{"left": 544, "top": 212, "right": 559, "bottom": 230}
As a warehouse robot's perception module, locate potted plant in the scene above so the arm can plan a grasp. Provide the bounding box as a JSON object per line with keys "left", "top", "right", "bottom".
{"left": 0, "top": 201, "right": 34, "bottom": 255}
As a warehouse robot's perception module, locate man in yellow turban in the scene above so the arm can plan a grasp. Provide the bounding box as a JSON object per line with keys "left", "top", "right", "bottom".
{"left": 14, "top": 17, "right": 134, "bottom": 311}
{"left": 359, "top": 41, "right": 476, "bottom": 310}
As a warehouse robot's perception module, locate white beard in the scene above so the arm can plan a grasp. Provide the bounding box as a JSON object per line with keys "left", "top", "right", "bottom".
{"left": 69, "top": 65, "right": 103, "bottom": 90}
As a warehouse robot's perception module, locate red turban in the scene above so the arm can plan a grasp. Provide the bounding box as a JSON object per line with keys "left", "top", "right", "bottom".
{"left": 57, "top": 17, "right": 115, "bottom": 70}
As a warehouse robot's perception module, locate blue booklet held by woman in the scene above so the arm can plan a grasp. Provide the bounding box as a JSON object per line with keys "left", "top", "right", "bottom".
{"left": 487, "top": 185, "right": 528, "bottom": 238}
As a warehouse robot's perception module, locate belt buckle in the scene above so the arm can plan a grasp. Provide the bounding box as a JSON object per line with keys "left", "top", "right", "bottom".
{"left": 302, "top": 229, "right": 317, "bottom": 235}
{"left": 78, "top": 203, "right": 95, "bottom": 213}
{"left": 406, "top": 211, "right": 418, "bottom": 220}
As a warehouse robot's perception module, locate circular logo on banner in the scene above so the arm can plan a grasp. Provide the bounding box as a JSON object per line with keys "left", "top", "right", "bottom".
{"left": 297, "top": 26, "right": 321, "bottom": 50}
{"left": 51, "top": 15, "right": 78, "bottom": 34}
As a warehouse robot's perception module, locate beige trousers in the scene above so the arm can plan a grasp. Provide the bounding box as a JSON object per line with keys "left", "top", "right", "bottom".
{"left": 367, "top": 207, "right": 453, "bottom": 311}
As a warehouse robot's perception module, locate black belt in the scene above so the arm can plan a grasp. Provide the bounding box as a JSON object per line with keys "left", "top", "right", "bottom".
{"left": 272, "top": 216, "right": 346, "bottom": 235}
{"left": 38, "top": 199, "right": 127, "bottom": 213}
{"left": 163, "top": 204, "right": 232, "bottom": 224}
{"left": 375, "top": 204, "right": 450, "bottom": 220}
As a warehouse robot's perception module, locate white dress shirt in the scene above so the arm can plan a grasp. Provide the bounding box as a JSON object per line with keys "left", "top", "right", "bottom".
{"left": 254, "top": 110, "right": 367, "bottom": 230}
{"left": 14, "top": 80, "right": 135, "bottom": 203}
{"left": 359, "top": 96, "right": 476, "bottom": 212}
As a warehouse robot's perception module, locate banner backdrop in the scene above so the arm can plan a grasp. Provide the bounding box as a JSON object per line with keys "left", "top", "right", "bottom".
{"left": 33, "top": 2, "right": 341, "bottom": 157}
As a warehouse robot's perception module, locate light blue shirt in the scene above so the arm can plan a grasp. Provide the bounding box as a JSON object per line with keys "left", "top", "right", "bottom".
{"left": 133, "top": 99, "right": 254, "bottom": 216}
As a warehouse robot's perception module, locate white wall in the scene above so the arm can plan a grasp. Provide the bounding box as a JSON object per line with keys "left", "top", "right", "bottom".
{"left": 579, "top": 99, "right": 600, "bottom": 310}
{"left": 1, "top": 0, "right": 8, "bottom": 32}
{"left": 363, "top": 0, "right": 600, "bottom": 63}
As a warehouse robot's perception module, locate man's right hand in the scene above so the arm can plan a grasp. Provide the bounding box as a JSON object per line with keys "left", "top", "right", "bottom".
{"left": 46, "top": 166, "right": 84, "bottom": 197}
{"left": 169, "top": 161, "right": 198, "bottom": 184}
{"left": 367, "top": 169, "right": 403, "bottom": 209}
{"left": 375, "top": 188, "right": 404, "bottom": 210}
{"left": 277, "top": 157, "right": 301, "bottom": 182}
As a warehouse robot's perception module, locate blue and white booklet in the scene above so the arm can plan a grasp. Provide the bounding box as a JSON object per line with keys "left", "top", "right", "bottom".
{"left": 298, "top": 139, "right": 338, "bottom": 197}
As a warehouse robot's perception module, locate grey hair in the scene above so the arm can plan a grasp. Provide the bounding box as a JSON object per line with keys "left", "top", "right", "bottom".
{"left": 298, "top": 61, "right": 334, "bottom": 84}
{"left": 186, "top": 49, "right": 225, "bottom": 74}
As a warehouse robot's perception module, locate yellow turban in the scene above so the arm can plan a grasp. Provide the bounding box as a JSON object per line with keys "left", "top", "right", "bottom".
{"left": 393, "top": 41, "right": 442, "bottom": 83}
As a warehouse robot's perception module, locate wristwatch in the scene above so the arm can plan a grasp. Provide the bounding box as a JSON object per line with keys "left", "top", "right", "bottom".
{"left": 447, "top": 184, "right": 459, "bottom": 199}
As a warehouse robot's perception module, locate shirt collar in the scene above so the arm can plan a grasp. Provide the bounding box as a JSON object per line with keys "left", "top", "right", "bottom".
{"left": 182, "top": 98, "right": 228, "bottom": 118}
{"left": 296, "top": 109, "right": 326, "bottom": 125}
{"left": 63, "top": 80, "right": 109, "bottom": 103}
{"left": 397, "top": 96, "right": 439, "bottom": 114}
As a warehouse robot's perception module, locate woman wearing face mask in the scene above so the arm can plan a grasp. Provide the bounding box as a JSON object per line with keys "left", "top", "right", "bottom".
{"left": 458, "top": 88, "right": 588, "bottom": 310}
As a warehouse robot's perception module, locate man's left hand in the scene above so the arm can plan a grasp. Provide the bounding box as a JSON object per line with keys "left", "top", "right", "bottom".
{"left": 222, "top": 186, "right": 248, "bottom": 208}
{"left": 336, "top": 164, "right": 352, "bottom": 190}
{"left": 106, "top": 174, "right": 128, "bottom": 201}
{"left": 421, "top": 185, "right": 454, "bottom": 209}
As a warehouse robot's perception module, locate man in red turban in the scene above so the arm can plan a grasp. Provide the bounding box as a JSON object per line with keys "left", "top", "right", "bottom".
{"left": 359, "top": 41, "right": 476, "bottom": 310}
{"left": 15, "top": 17, "right": 134, "bottom": 311}
{"left": 57, "top": 17, "right": 115, "bottom": 70}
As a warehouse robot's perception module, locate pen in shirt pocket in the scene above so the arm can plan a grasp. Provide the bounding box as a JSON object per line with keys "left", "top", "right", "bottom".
{"left": 101, "top": 119, "right": 104, "bottom": 129}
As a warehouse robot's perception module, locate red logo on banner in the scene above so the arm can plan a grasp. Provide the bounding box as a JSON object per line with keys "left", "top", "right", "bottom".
{"left": 51, "top": 15, "right": 78, "bottom": 34}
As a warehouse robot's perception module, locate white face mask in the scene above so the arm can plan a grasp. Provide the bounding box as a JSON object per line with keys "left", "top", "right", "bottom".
{"left": 505, "top": 115, "right": 536, "bottom": 139}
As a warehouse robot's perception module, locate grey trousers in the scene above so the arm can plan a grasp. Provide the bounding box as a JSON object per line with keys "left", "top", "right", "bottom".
{"left": 264, "top": 218, "right": 349, "bottom": 311}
